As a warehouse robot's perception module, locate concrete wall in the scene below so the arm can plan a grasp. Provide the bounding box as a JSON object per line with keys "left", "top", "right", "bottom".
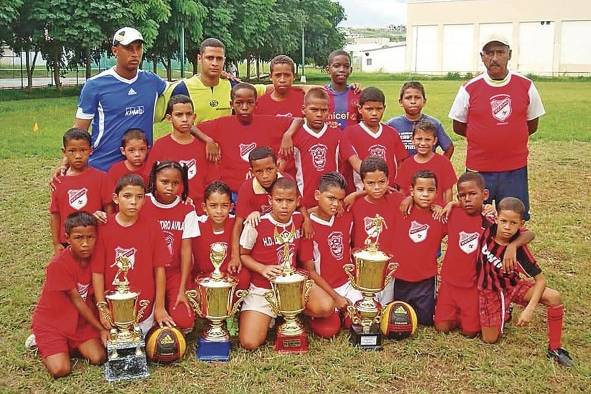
{"left": 360, "top": 45, "right": 406, "bottom": 73}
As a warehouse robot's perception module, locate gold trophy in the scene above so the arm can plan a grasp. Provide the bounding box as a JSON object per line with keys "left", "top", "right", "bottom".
{"left": 265, "top": 225, "right": 314, "bottom": 353}
{"left": 102, "top": 254, "right": 150, "bottom": 381}
{"left": 343, "top": 215, "right": 397, "bottom": 350}
{"left": 186, "top": 242, "right": 248, "bottom": 361}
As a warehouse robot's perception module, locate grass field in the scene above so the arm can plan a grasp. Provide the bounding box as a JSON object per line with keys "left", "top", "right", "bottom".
{"left": 0, "top": 78, "right": 590, "bottom": 392}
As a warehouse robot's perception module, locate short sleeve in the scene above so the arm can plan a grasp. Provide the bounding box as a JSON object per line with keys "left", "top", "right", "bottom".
{"left": 182, "top": 210, "right": 200, "bottom": 239}
{"left": 45, "top": 259, "right": 76, "bottom": 292}
{"left": 527, "top": 83, "right": 546, "bottom": 120}
{"left": 254, "top": 84, "right": 267, "bottom": 99}
{"left": 448, "top": 85, "right": 470, "bottom": 123}
{"left": 338, "top": 135, "right": 356, "bottom": 161}
{"left": 434, "top": 119, "right": 453, "bottom": 151}
{"left": 516, "top": 244, "right": 542, "bottom": 277}
{"left": 91, "top": 235, "right": 106, "bottom": 274}
{"left": 198, "top": 119, "right": 218, "bottom": 138}
{"left": 76, "top": 80, "right": 99, "bottom": 120}
{"left": 152, "top": 225, "right": 172, "bottom": 267}
{"left": 49, "top": 188, "right": 60, "bottom": 213}
{"left": 235, "top": 183, "right": 251, "bottom": 219}
{"left": 392, "top": 133, "right": 409, "bottom": 166}
{"left": 239, "top": 223, "right": 258, "bottom": 250}
{"left": 440, "top": 156, "right": 458, "bottom": 192}
{"left": 100, "top": 172, "right": 114, "bottom": 206}
{"left": 155, "top": 75, "right": 167, "bottom": 96}
{"left": 298, "top": 238, "right": 314, "bottom": 263}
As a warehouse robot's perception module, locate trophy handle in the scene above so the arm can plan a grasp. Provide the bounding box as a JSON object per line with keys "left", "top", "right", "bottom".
{"left": 185, "top": 289, "right": 203, "bottom": 317}
{"left": 264, "top": 290, "right": 280, "bottom": 315}
{"left": 346, "top": 304, "right": 361, "bottom": 326}
{"left": 384, "top": 262, "right": 399, "bottom": 288}
{"left": 303, "top": 279, "right": 314, "bottom": 305}
{"left": 343, "top": 264, "right": 356, "bottom": 288}
{"left": 230, "top": 289, "right": 249, "bottom": 316}
{"left": 135, "top": 299, "right": 150, "bottom": 323}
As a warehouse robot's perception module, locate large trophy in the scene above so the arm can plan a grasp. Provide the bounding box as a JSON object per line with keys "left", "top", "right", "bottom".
{"left": 265, "top": 225, "right": 314, "bottom": 353}
{"left": 343, "top": 215, "right": 397, "bottom": 350}
{"left": 186, "top": 242, "right": 248, "bottom": 361}
{"left": 100, "top": 254, "right": 150, "bottom": 382}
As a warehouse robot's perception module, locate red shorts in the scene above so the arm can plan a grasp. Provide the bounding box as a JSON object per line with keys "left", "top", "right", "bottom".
{"left": 33, "top": 320, "right": 99, "bottom": 359}
{"left": 165, "top": 269, "right": 195, "bottom": 330}
{"left": 479, "top": 279, "right": 534, "bottom": 331}
{"left": 434, "top": 281, "right": 480, "bottom": 333}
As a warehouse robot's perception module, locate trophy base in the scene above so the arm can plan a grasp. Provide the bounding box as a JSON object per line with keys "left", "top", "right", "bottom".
{"left": 349, "top": 324, "right": 383, "bottom": 351}
{"left": 104, "top": 341, "right": 149, "bottom": 382}
{"left": 275, "top": 331, "right": 309, "bottom": 354}
{"left": 196, "top": 337, "right": 231, "bottom": 362}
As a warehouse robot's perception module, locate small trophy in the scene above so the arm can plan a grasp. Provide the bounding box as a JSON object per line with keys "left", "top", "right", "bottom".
{"left": 265, "top": 225, "right": 314, "bottom": 353}
{"left": 186, "top": 242, "right": 248, "bottom": 361}
{"left": 102, "top": 255, "right": 150, "bottom": 382}
{"left": 343, "top": 215, "right": 397, "bottom": 350}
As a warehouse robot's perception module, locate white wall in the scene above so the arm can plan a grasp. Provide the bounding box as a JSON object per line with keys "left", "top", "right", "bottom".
{"left": 442, "top": 24, "right": 474, "bottom": 72}
{"left": 414, "top": 25, "right": 438, "bottom": 72}
{"left": 518, "top": 22, "right": 554, "bottom": 74}
{"left": 560, "top": 20, "right": 591, "bottom": 73}
{"left": 361, "top": 45, "right": 406, "bottom": 73}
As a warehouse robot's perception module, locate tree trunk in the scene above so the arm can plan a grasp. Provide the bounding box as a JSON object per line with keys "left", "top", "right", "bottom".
{"left": 235, "top": 61, "right": 239, "bottom": 78}
{"left": 246, "top": 57, "right": 251, "bottom": 80}
{"left": 256, "top": 57, "right": 260, "bottom": 80}
{"left": 152, "top": 60, "right": 157, "bottom": 74}
{"left": 53, "top": 50, "right": 62, "bottom": 91}
{"left": 85, "top": 50, "right": 91, "bottom": 79}
{"left": 25, "top": 50, "right": 31, "bottom": 92}
{"left": 166, "top": 57, "right": 172, "bottom": 81}
{"left": 192, "top": 60, "right": 198, "bottom": 75}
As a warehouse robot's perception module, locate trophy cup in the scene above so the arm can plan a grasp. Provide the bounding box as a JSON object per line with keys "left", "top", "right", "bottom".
{"left": 186, "top": 242, "right": 248, "bottom": 361}
{"left": 101, "top": 254, "right": 150, "bottom": 382}
{"left": 343, "top": 215, "right": 398, "bottom": 350}
{"left": 264, "top": 225, "right": 314, "bottom": 353}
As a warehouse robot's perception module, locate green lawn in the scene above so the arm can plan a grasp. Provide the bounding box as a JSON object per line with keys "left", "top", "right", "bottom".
{"left": 0, "top": 79, "right": 590, "bottom": 392}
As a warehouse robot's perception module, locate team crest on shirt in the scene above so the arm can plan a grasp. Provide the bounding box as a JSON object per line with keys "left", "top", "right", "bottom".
{"left": 112, "top": 247, "right": 137, "bottom": 271}
{"left": 368, "top": 144, "right": 386, "bottom": 160}
{"left": 77, "top": 283, "right": 89, "bottom": 301}
{"left": 490, "top": 94, "right": 512, "bottom": 122}
{"left": 409, "top": 221, "right": 429, "bottom": 243}
{"left": 68, "top": 188, "right": 88, "bottom": 210}
{"left": 309, "top": 143, "right": 328, "bottom": 171}
{"left": 364, "top": 217, "right": 380, "bottom": 236}
{"left": 459, "top": 231, "right": 479, "bottom": 254}
{"left": 163, "top": 231, "right": 174, "bottom": 255}
{"left": 328, "top": 231, "right": 344, "bottom": 260}
{"left": 179, "top": 159, "right": 197, "bottom": 179}
{"left": 209, "top": 99, "right": 219, "bottom": 108}
{"left": 275, "top": 243, "right": 296, "bottom": 265}
{"left": 240, "top": 143, "right": 257, "bottom": 162}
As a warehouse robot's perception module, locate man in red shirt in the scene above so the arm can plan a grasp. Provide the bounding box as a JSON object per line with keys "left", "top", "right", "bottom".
{"left": 449, "top": 34, "right": 545, "bottom": 220}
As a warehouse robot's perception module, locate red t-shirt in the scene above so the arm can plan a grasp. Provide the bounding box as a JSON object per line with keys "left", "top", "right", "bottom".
{"left": 255, "top": 88, "right": 305, "bottom": 117}
{"left": 141, "top": 194, "right": 200, "bottom": 272}
{"left": 32, "top": 249, "right": 94, "bottom": 335}
{"left": 394, "top": 153, "right": 457, "bottom": 204}
{"left": 192, "top": 215, "right": 235, "bottom": 275}
{"left": 289, "top": 123, "right": 356, "bottom": 208}
{"left": 392, "top": 206, "right": 445, "bottom": 282}
{"left": 235, "top": 173, "right": 293, "bottom": 219}
{"left": 199, "top": 115, "right": 291, "bottom": 192}
{"left": 106, "top": 160, "right": 149, "bottom": 189}
{"left": 343, "top": 122, "right": 408, "bottom": 191}
{"left": 310, "top": 212, "right": 353, "bottom": 288}
{"left": 440, "top": 207, "right": 486, "bottom": 288}
{"left": 146, "top": 134, "right": 209, "bottom": 205}
{"left": 49, "top": 168, "right": 113, "bottom": 244}
{"left": 239, "top": 213, "right": 313, "bottom": 289}
{"left": 351, "top": 192, "right": 404, "bottom": 255}
{"left": 91, "top": 213, "right": 171, "bottom": 320}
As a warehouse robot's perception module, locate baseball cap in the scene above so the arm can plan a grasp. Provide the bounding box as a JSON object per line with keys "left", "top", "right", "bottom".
{"left": 481, "top": 33, "right": 510, "bottom": 50}
{"left": 113, "top": 27, "right": 144, "bottom": 46}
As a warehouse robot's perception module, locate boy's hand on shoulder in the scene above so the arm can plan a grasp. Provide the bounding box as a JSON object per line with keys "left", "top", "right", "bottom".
{"left": 503, "top": 243, "right": 517, "bottom": 273}
{"left": 516, "top": 307, "right": 534, "bottom": 327}
{"left": 439, "top": 201, "right": 457, "bottom": 223}
{"left": 155, "top": 306, "right": 176, "bottom": 328}
{"left": 49, "top": 165, "right": 67, "bottom": 192}
{"left": 53, "top": 243, "right": 65, "bottom": 255}
{"left": 302, "top": 217, "right": 314, "bottom": 239}
{"left": 431, "top": 204, "right": 445, "bottom": 222}
{"left": 280, "top": 133, "right": 294, "bottom": 156}
{"left": 93, "top": 210, "right": 108, "bottom": 224}
{"left": 244, "top": 211, "right": 261, "bottom": 227}
{"left": 206, "top": 141, "right": 221, "bottom": 163}
{"left": 400, "top": 196, "right": 413, "bottom": 217}
{"left": 350, "top": 83, "right": 362, "bottom": 95}
{"left": 482, "top": 204, "right": 497, "bottom": 220}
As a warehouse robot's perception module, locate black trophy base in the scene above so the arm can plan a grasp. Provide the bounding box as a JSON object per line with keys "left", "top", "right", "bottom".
{"left": 349, "top": 324, "right": 383, "bottom": 351}
{"left": 105, "top": 342, "right": 149, "bottom": 382}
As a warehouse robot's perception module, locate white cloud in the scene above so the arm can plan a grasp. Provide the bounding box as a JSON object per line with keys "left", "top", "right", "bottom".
{"left": 337, "top": 0, "right": 407, "bottom": 28}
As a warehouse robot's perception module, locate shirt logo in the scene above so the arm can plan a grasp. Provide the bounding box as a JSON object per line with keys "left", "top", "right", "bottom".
{"left": 368, "top": 144, "right": 386, "bottom": 160}
{"left": 309, "top": 143, "right": 328, "bottom": 171}
{"left": 128, "top": 88, "right": 137, "bottom": 96}
{"left": 209, "top": 99, "right": 219, "bottom": 108}
{"left": 77, "top": 283, "right": 89, "bottom": 301}
{"left": 163, "top": 231, "right": 174, "bottom": 256}
{"left": 459, "top": 231, "right": 479, "bottom": 254}
{"left": 409, "top": 221, "right": 429, "bottom": 243}
{"left": 328, "top": 231, "right": 344, "bottom": 260}
{"left": 240, "top": 143, "right": 256, "bottom": 162}
{"left": 125, "top": 106, "right": 144, "bottom": 116}
{"left": 112, "top": 247, "right": 137, "bottom": 271}
{"left": 490, "top": 94, "right": 512, "bottom": 122}
{"left": 179, "top": 159, "right": 197, "bottom": 180}
{"left": 481, "top": 243, "right": 502, "bottom": 269}
{"left": 68, "top": 188, "right": 88, "bottom": 210}
{"left": 364, "top": 217, "right": 382, "bottom": 237}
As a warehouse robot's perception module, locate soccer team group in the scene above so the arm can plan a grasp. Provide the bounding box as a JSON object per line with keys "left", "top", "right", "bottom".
{"left": 29, "top": 28, "right": 574, "bottom": 379}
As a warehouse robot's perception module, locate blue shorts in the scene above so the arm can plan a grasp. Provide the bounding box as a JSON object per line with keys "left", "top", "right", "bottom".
{"left": 469, "top": 166, "right": 530, "bottom": 221}
{"left": 393, "top": 276, "right": 436, "bottom": 326}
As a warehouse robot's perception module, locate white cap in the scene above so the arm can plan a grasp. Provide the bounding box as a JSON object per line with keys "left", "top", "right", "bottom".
{"left": 112, "top": 27, "right": 144, "bottom": 46}
{"left": 481, "top": 33, "right": 510, "bottom": 50}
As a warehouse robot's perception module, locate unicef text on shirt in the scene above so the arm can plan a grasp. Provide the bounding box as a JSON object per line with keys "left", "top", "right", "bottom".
{"left": 125, "top": 106, "right": 145, "bottom": 116}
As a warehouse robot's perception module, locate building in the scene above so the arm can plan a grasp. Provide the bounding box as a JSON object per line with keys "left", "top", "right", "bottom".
{"left": 357, "top": 43, "right": 406, "bottom": 73}
{"left": 406, "top": 0, "right": 591, "bottom": 75}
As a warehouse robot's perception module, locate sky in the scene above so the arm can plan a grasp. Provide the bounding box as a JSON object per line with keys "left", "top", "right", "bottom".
{"left": 337, "top": 0, "right": 407, "bottom": 28}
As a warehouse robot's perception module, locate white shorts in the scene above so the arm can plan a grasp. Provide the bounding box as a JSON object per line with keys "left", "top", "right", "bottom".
{"left": 138, "top": 309, "right": 155, "bottom": 336}
{"left": 375, "top": 279, "right": 395, "bottom": 306}
{"left": 334, "top": 281, "right": 363, "bottom": 305}
{"left": 241, "top": 284, "right": 277, "bottom": 318}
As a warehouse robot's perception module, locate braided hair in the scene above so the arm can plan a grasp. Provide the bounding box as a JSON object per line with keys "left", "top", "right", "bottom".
{"left": 147, "top": 160, "right": 190, "bottom": 202}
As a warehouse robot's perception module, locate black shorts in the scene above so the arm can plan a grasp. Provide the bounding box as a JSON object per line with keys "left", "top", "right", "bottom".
{"left": 393, "top": 276, "right": 436, "bottom": 326}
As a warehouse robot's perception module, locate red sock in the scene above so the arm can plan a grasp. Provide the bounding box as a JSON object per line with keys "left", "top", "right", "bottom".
{"left": 310, "top": 312, "right": 341, "bottom": 338}
{"left": 547, "top": 304, "right": 564, "bottom": 350}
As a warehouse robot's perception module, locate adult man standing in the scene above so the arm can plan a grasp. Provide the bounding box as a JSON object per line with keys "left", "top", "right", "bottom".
{"left": 448, "top": 34, "right": 545, "bottom": 220}
{"left": 75, "top": 27, "right": 167, "bottom": 171}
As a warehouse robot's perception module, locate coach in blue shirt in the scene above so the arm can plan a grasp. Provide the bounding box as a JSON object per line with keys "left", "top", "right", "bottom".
{"left": 74, "top": 27, "right": 167, "bottom": 171}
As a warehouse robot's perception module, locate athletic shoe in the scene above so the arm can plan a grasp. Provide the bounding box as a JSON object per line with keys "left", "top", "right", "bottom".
{"left": 547, "top": 347, "right": 574, "bottom": 367}
{"left": 25, "top": 334, "right": 37, "bottom": 352}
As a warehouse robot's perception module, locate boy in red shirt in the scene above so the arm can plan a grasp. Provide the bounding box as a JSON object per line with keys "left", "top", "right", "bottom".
{"left": 255, "top": 55, "right": 305, "bottom": 118}
{"left": 106, "top": 128, "right": 149, "bottom": 187}
{"left": 31, "top": 212, "right": 107, "bottom": 378}
{"left": 92, "top": 174, "right": 175, "bottom": 335}
{"left": 324, "top": 50, "right": 360, "bottom": 130}
{"left": 238, "top": 177, "right": 336, "bottom": 350}
{"left": 50, "top": 128, "right": 113, "bottom": 255}
{"left": 477, "top": 197, "right": 573, "bottom": 367}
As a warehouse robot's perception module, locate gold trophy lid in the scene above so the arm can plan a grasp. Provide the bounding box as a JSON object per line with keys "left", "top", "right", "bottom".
{"left": 353, "top": 247, "right": 391, "bottom": 262}
{"left": 273, "top": 270, "right": 308, "bottom": 284}
{"left": 105, "top": 290, "right": 139, "bottom": 300}
{"left": 198, "top": 275, "right": 236, "bottom": 288}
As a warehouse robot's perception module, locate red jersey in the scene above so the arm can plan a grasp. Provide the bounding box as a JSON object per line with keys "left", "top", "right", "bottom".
{"left": 192, "top": 216, "right": 235, "bottom": 275}
{"left": 239, "top": 213, "right": 313, "bottom": 289}
{"left": 343, "top": 122, "right": 408, "bottom": 190}
{"left": 440, "top": 207, "right": 487, "bottom": 288}
{"left": 310, "top": 212, "right": 353, "bottom": 288}
{"left": 91, "top": 213, "right": 171, "bottom": 321}
{"left": 142, "top": 194, "right": 200, "bottom": 272}
{"left": 49, "top": 167, "right": 112, "bottom": 244}
{"left": 199, "top": 115, "right": 291, "bottom": 191}
{"left": 325, "top": 84, "right": 360, "bottom": 130}
{"left": 255, "top": 88, "right": 305, "bottom": 117}
{"left": 235, "top": 173, "right": 293, "bottom": 219}
{"left": 395, "top": 153, "right": 457, "bottom": 204}
{"left": 290, "top": 123, "right": 356, "bottom": 208}
{"left": 146, "top": 134, "right": 209, "bottom": 204}
{"left": 106, "top": 160, "right": 149, "bottom": 188}
{"left": 32, "top": 249, "right": 94, "bottom": 336}
{"left": 392, "top": 206, "right": 445, "bottom": 282}
{"left": 351, "top": 192, "right": 404, "bottom": 255}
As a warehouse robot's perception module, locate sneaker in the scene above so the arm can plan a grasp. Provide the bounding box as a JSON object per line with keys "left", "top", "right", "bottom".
{"left": 547, "top": 347, "right": 574, "bottom": 367}
{"left": 25, "top": 334, "right": 37, "bottom": 352}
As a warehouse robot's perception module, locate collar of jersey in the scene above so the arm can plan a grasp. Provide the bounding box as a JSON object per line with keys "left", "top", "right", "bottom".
{"left": 252, "top": 172, "right": 284, "bottom": 194}
{"left": 303, "top": 122, "right": 328, "bottom": 138}
{"left": 310, "top": 212, "right": 335, "bottom": 226}
{"left": 262, "top": 212, "right": 293, "bottom": 227}
{"left": 483, "top": 70, "right": 512, "bottom": 88}
{"left": 107, "top": 67, "right": 139, "bottom": 84}
{"left": 147, "top": 193, "right": 181, "bottom": 208}
{"left": 360, "top": 121, "right": 383, "bottom": 139}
